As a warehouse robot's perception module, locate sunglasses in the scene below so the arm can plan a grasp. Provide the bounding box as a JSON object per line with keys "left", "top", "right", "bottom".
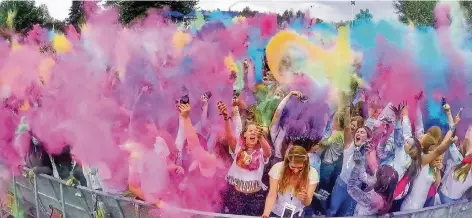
{"left": 289, "top": 163, "right": 305, "bottom": 171}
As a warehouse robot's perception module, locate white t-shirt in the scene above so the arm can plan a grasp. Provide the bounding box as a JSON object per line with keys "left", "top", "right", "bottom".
{"left": 269, "top": 162, "right": 319, "bottom": 216}
{"left": 226, "top": 141, "right": 268, "bottom": 192}
{"left": 441, "top": 159, "right": 472, "bottom": 200}
{"left": 401, "top": 164, "right": 435, "bottom": 211}
{"left": 339, "top": 142, "right": 357, "bottom": 183}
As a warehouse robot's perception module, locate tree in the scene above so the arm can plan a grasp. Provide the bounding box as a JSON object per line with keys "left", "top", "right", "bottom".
{"left": 353, "top": 8, "right": 373, "bottom": 25}
{"left": 277, "top": 9, "right": 305, "bottom": 24}
{"left": 240, "top": 6, "right": 258, "bottom": 17}
{"left": 107, "top": 1, "right": 199, "bottom": 24}
{"left": 0, "top": 0, "right": 53, "bottom": 34}
{"left": 393, "top": 0, "right": 438, "bottom": 27}
{"left": 459, "top": 1, "right": 472, "bottom": 24}
{"left": 66, "top": 1, "right": 85, "bottom": 32}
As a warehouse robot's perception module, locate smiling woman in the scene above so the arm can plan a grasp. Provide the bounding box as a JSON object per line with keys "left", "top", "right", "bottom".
{"left": 262, "top": 146, "right": 319, "bottom": 218}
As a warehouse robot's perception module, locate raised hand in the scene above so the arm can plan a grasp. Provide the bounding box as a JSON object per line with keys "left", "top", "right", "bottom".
{"left": 290, "top": 90, "right": 303, "bottom": 99}
{"left": 415, "top": 91, "right": 424, "bottom": 101}
{"left": 179, "top": 104, "right": 191, "bottom": 118}
{"left": 454, "top": 107, "right": 463, "bottom": 125}
{"left": 217, "top": 101, "right": 229, "bottom": 117}
{"left": 390, "top": 101, "right": 407, "bottom": 121}
{"left": 256, "top": 125, "right": 268, "bottom": 138}
{"left": 201, "top": 93, "right": 209, "bottom": 105}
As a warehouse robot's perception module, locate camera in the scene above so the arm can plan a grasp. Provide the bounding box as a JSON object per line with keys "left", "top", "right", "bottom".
{"left": 180, "top": 95, "right": 190, "bottom": 104}
{"left": 204, "top": 91, "right": 212, "bottom": 99}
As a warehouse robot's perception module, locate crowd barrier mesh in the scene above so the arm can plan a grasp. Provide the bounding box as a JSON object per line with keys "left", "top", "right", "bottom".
{"left": 1, "top": 169, "right": 472, "bottom": 218}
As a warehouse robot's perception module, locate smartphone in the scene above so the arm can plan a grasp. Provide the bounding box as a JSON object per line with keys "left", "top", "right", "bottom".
{"left": 458, "top": 107, "right": 464, "bottom": 117}
{"left": 233, "top": 90, "right": 241, "bottom": 98}
{"left": 300, "top": 95, "right": 308, "bottom": 103}
{"left": 204, "top": 91, "right": 212, "bottom": 99}
{"left": 281, "top": 203, "right": 296, "bottom": 218}
{"left": 180, "top": 95, "right": 190, "bottom": 104}
{"left": 441, "top": 97, "right": 447, "bottom": 107}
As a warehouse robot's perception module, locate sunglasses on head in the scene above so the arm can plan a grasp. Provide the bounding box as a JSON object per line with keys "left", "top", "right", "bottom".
{"left": 289, "top": 163, "right": 305, "bottom": 171}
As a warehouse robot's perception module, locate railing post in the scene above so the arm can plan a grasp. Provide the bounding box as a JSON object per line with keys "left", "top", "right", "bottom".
{"left": 59, "top": 184, "right": 67, "bottom": 218}
{"left": 134, "top": 203, "right": 140, "bottom": 218}
{"left": 447, "top": 204, "right": 453, "bottom": 217}
{"left": 33, "top": 175, "right": 40, "bottom": 218}
{"left": 12, "top": 175, "right": 18, "bottom": 217}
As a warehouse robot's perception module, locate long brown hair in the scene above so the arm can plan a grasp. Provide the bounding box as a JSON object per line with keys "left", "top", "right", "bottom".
{"left": 277, "top": 146, "right": 310, "bottom": 194}
{"left": 421, "top": 127, "right": 442, "bottom": 185}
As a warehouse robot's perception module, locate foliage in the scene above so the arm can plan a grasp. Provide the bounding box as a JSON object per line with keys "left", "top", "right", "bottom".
{"left": 277, "top": 9, "right": 305, "bottom": 24}
{"left": 107, "top": 1, "right": 198, "bottom": 24}
{"left": 240, "top": 6, "right": 258, "bottom": 17}
{"left": 66, "top": 1, "right": 85, "bottom": 32}
{"left": 459, "top": 1, "right": 472, "bottom": 24}
{"left": 353, "top": 8, "right": 373, "bottom": 25}
{"left": 0, "top": 0, "right": 53, "bottom": 34}
{"left": 393, "top": 0, "right": 438, "bottom": 27}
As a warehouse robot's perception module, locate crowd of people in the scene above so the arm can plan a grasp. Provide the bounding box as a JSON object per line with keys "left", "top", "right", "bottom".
{"left": 1, "top": 2, "right": 472, "bottom": 218}
{"left": 15, "top": 66, "right": 472, "bottom": 218}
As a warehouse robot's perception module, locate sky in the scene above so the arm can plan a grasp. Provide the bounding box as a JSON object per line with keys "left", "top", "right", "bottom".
{"left": 33, "top": 0, "right": 398, "bottom": 23}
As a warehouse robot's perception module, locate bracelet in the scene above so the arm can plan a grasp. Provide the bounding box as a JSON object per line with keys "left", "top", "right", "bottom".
{"left": 449, "top": 124, "right": 456, "bottom": 132}
{"left": 224, "top": 116, "right": 231, "bottom": 121}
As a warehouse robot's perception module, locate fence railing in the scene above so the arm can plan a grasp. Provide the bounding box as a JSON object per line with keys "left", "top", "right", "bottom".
{"left": 2, "top": 170, "right": 472, "bottom": 218}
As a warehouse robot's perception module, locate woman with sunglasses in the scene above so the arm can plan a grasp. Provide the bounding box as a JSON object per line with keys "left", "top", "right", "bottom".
{"left": 262, "top": 146, "right": 319, "bottom": 218}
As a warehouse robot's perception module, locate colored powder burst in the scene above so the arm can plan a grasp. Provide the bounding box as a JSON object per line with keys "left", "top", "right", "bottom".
{"left": 52, "top": 33, "right": 72, "bottom": 53}
{"left": 0, "top": 2, "right": 472, "bottom": 215}
{"left": 6, "top": 10, "right": 16, "bottom": 29}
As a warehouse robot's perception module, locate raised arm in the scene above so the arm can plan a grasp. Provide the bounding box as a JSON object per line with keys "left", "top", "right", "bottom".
{"left": 422, "top": 103, "right": 460, "bottom": 165}
{"left": 175, "top": 116, "right": 185, "bottom": 152}
{"left": 376, "top": 125, "right": 395, "bottom": 163}
{"left": 402, "top": 112, "right": 413, "bottom": 139}
{"left": 179, "top": 104, "right": 200, "bottom": 150}
{"left": 217, "top": 101, "right": 236, "bottom": 152}
{"left": 343, "top": 100, "right": 352, "bottom": 149}
{"left": 422, "top": 129, "right": 455, "bottom": 165}
{"left": 233, "top": 106, "right": 243, "bottom": 138}
{"left": 270, "top": 91, "right": 301, "bottom": 128}
{"left": 348, "top": 164, "right": 381, "bottom": 210}
{"left": 200, "top": 94, "right": 209, "bottom": 131}
{"left": 257, "top": 126, "right": 272, "bottom": 159}
{"left": 415, "top": 108, "right": 424, "bottom": 138}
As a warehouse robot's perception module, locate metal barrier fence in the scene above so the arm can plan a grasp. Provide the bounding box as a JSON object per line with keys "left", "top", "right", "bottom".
{"left": 1, "top": 171, "right": 472, "bottom": 218}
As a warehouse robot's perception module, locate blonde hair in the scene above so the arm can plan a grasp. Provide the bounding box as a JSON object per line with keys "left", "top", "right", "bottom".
{"left": 454, "top": 148, "right": 472, "bottom": 183}
{"left": 351, "top": 116, "right": 365, "bottom": 128}
{"left": 454, "top": 162, "right": 471, "bottom": 183}
{"left": 277, "top": 146, "right": 310, "bottom": 194}
{"left": 421, "top": 134, "right": 438, "bottom": 154}
{"left": 426, "top": 126, "right": 442, "bottom": 142}
{"left": 423, "top": 127, "right": 442, "bottom": 185}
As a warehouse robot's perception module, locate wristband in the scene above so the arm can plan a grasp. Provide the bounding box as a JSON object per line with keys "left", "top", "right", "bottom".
{"left": 224, "top": 116, "right": 231, "bottom": 121}
{"left": 449, "top": 124, "right": 456, "bottom": 132}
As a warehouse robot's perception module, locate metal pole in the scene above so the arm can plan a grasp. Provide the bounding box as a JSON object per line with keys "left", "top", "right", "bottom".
{"left": 59, "top": 184, "right": 67, "bottom": 218}
{"left": 12, "top": 175, "right": 18, "bottom": 217}
{"left": 33, "top": 175, "right": 40, "bottom": 218}
{"left": 351, "top": 3, "right": 354, "bottom": 29}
